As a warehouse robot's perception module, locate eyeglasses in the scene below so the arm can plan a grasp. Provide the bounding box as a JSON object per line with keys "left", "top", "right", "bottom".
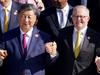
{"left": 72, "top": 15, "right": 88, "bottom": 19}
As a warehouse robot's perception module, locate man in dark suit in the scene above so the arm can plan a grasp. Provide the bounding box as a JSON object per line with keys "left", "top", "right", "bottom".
{"left": 0, "top": 0, "right": 22, "bottom": 35}
{"left": 56, "top": 5, "right": 100, "bottom": 75}
{"left": 37, "top": 0, "right": 73, "bottom": 40}
{"left": 0, "top": 4, "right": 57, "bottom": 75}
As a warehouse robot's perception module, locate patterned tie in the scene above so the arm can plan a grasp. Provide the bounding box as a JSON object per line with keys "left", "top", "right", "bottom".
{"left": 74, "top": 31, "right": 81, "bottom": 59}
{"left": 22, "top": 33, "right": 27, "bottom": 57}
{"left": 4, "top": 8, "right": 8, "bottom": 32}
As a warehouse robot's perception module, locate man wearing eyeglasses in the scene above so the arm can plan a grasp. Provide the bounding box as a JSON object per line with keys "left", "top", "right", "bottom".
{"left": 56, "top": 5, "right": 100, "bottom": 75}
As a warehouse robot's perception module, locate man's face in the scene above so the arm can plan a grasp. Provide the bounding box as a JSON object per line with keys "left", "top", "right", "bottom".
{"left": 51, "top": 0, "right": 68, "bottom": 9}
{"left": 0, "top": 0, "right": 11, "bottom": 7}
{"left": 18, "top": 10, "right": 37, "bottom": 32}
{"left": 72, "top": 8, "right": 90, "bottom": 30}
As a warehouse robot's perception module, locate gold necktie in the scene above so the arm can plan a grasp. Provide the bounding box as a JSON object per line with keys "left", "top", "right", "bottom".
{"left": 74, "top": 31, "right": 81, "bottom": 59}
{"left": 4, "top": 8, "right": 8, "bottom": 32}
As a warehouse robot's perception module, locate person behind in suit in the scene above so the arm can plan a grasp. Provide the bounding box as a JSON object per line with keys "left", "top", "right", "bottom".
{"left": 0, "top": 0, "right": 22, "bottom": 35}
{"left": 0, "top": 4, "right": 58, "bottom": 75}
{"left": 56, "top": 5, "right": 100, "bottom": 75}
{"left": 42, "top": 0, "right": 53, "bottom": 9}
{"left": 68, "top": 0, "right": 87, "bottom": 6}
{"left": 81, "top": 0, "right": 87, "bottom": 6}
{"left": 37, "top": 0, "right": 73, "bottom": 40}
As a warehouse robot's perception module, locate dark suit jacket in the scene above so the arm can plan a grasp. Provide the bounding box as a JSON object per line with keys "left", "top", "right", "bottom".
{"left": 0, "top": 26, "right": 54, "bottom": 75}
{"left": 37, "top": 5, "right": 73, "bottom": 40}
{"left": 0, "top": 1, "right": 22, "bottom": 35}
{"left": 56, "top": 26, "right": 100, "bottom": 75}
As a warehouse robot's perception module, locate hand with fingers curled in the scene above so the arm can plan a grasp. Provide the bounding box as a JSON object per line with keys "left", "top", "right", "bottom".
{"left": 0, "top": 49, "right": 8, "bottom": 60}
{"left": 0, "top": 49, "right": 8, "bottom": 66}
{"left": 95, "top": 56, "right": 100, "bottom": 73}
{"left": 45, "top": 41, "right": 57, "bottom": 57}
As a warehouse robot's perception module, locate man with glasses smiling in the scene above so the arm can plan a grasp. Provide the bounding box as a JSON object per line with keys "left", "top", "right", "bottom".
{"left": 56, "top": 5, "right": 100, "bottom": 75}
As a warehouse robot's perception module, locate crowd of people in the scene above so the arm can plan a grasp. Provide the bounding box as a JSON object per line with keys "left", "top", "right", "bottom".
{"left": 0, "top": 0, "right": 100, "bottom": 75}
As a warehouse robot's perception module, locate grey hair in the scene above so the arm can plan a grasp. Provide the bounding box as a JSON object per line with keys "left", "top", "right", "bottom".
{"left": 72, "top": 5, "right": 90, "bottom": 16}
{"left": 18, "top": 4, "right": 39, "bottom": 18}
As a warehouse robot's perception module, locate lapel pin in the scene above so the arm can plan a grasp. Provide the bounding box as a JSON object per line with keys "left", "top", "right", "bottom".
{"left": 14, "top": 10, "right": 18, "bottom": 15}
{"left": 87, "top": 36, "right": 90, "bottom": 40}
{"left": 35, "top": 33, "right": 39, "bottom": 38}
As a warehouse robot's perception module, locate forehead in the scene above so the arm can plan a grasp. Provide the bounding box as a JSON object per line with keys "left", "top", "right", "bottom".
{"left": 73, "top": 8, "right": 89, "bottom": 16}
{"left": 19, "top": 10, "right": 35, "bottom": 15}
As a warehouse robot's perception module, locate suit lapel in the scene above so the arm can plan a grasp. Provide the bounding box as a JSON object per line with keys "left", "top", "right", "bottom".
{"left": 16, "top": 28, "right": 24, "bottom": 57}
{"left": 46, "top": 8, "right": 60, "bottom": 36}
{"left": 65, "top": 5, "right": 73, "bottom": 27}
{"left": 27, "top": 27, "right": 40, "bottom": 58}
{"left": 50, "top": 8, "right": 60, "bottom": 29}
{"left": 81, "top": 28, "right": 92, "bottom": 50}
{"left": 8, "top": 2, "right": 19, "bottom": 30}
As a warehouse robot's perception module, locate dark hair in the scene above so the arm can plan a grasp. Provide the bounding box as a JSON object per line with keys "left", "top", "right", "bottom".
{"left": 18, "top": 4, "right": 39, "bottom": 17}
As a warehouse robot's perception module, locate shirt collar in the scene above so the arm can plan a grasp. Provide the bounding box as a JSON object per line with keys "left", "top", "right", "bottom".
{"left": 20, "top": 28, "right": 33, "bottom": 38}
{"left": 74, "top": 26, "right": 88, "bottom": 35}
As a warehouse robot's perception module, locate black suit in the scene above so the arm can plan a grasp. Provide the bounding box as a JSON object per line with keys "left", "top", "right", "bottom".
{"left": 56, "top": 26, "right": 100, "bottom": 75}
{"left": 37, "top": 5, "right": 73, "bottom": 40}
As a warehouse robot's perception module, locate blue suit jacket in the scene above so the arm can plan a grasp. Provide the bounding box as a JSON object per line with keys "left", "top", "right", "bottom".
{"left": 0, "top": 1, "right": 22, "bottom": 35}
{"left": 0, "top": 26, "right": 53, "bottom": 75}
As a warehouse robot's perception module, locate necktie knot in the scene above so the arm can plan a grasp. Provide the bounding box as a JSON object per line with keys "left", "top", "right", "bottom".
{"left": 23, "top": 33, "right": 27, "bottom": 49}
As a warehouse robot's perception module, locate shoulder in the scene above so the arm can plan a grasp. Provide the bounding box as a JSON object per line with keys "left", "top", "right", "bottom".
{"left": 2, "top": 27, "right": 20, "bottom": 42}
{"left": 86, "top": 28, "right": 100, "bottom": 42}
{"left": 40, "top": 7, "right": 56, "bottom": 16}
{"left": 34, "top": 27, "right": 52, "bottom": 42}
{"left": 59, "top": 26, "right": 74, "bottom": 34}
{"left": 12, "top": 1, "right": 22, "bottom": 8}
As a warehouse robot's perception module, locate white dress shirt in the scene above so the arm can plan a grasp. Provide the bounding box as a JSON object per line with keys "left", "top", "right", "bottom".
{"left": 73, "top": 26, "right": 87, "bottom": 50}
{"left": 20, "top": 28, "right": 33, "bottom": 50}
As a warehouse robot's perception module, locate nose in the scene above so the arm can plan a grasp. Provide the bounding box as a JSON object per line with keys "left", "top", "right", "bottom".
{"left": 24, "top": 16, "right": 29, "bottom": 22}
{"left": 77, "top": 17, "right": 81, "bottom": 20}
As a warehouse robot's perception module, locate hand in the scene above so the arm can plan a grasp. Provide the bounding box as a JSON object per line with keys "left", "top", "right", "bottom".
{"left": 0, "top": 49, "right": 8, "bottom": 60}
{"left": 36, "top": 0, "right": 45, "bottom": 11}
{"left": 95, "top": 56, "right": 100, "bottom": 72}
{"left": 45, "top": 41, "right": 57, "bottom": 56}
